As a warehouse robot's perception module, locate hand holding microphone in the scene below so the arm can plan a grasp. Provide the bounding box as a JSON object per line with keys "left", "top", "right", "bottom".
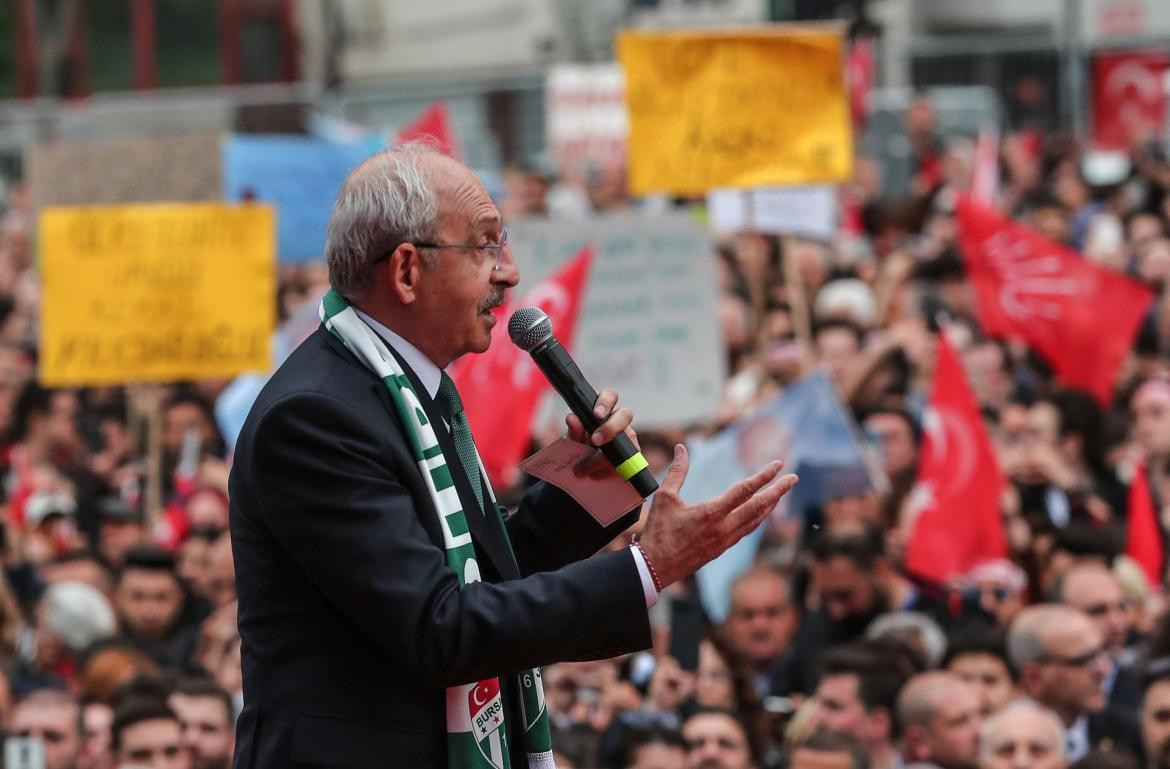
{"left": 509, "top": 306, "right": 799, "bottom": 591}
{"left": 509, "top": 307, "right": 659, "bottom": 498}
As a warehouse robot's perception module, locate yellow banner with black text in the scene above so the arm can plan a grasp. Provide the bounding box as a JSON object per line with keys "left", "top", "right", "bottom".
{"left": 39, "top": 203, "right": 276, "bottom": 386}
{"left": 617, "top": 26, "right": 853, "bottom": 196}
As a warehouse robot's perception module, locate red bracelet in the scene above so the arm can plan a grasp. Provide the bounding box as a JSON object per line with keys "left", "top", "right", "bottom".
{"left": 631, "top": 536, "right": 664, "bottom": 593}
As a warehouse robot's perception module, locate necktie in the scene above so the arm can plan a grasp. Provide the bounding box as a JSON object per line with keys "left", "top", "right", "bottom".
{"left": 437, "top": 372, "right": 486, "bottom": 515}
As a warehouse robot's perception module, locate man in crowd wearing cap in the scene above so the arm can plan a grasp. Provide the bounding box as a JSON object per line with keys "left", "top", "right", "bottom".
{"left": 22, "top": 489, "right": 82, "bottom": 563}
{"left": 964, "top": 559, "right": 1029, "bottom": 629}
{"left": 897, "top": 671, "right": 983, "bottom": 769}
{"left": 1007, "top": 604, "right": 1142, "bottom": 762}
{"left": 22, "top": 581, "right": 115, "bottom": 693}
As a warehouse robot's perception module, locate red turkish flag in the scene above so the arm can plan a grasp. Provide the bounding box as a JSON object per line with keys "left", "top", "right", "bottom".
{"left": 958, "top": 198, "right": 1154, "bottom": 405}
{"left": 396, "top": 102, "right": 460, "bottom": 160}
{"left": 1126, "top": 461, "right": 1164, "bottom": 589}
{"left": 1092, "top": 50, "right": 1170, "bottom": 151}
{"left": 905, "top": 332, "right": 1007, "bottom": 584}
{"left": 451, "top": 246, "right": 594, "bottom": 490}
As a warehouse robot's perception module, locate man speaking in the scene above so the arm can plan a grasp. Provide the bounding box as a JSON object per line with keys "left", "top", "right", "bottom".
{"left": 228, "top": 144, "right": 797, "bottom": 769}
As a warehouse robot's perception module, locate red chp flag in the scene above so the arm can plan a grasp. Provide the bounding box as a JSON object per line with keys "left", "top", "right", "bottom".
{"left": 396, "top": 102, "right": 460, "bottom": 159}
{"left": 958, "top": 198, "right": 1154, "bottom": 405}
{"left": 451, "top": 246, "right": 594, "bottom": 489}
{"left": 905, "top": 332, "right": 1007, "bottom": 583}
{"left": 1092, "top": 50, "right": 1170, "bottom": 151}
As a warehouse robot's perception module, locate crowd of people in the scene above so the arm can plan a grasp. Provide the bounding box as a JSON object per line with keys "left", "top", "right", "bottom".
{"left": 0, "top": 93, "right": 1169, "bottom": 769}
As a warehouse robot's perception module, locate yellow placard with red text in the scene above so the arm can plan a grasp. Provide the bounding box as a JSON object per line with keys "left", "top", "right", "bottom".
{"left": 617, "top": 26, "right": 853, "bottom": 196}
{"left": 39, "top": 203, "right": 276, "bottom": 386}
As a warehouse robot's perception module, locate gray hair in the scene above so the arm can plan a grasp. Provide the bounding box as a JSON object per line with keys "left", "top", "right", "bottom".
{"left": 325, "top": 142, "right": 441, "bottom": 300}
{"left": 897, "top": 671, "right": 965, "bottom": 730}
{"left": 1006, "top": 604, "right": 1084, "bottom": 671}
{"left": 865, "top": 611, "right": 947, "bottom": 668}
{"left": 978, "top": 699, "right": 1065, "bottom": 763}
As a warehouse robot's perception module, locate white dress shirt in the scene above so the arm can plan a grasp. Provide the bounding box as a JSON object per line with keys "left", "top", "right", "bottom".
{"left": 1065, "top": 714, "right": 1089, "bottom": 762}
{"left": 355, "top": 310, "right": 657, "bottom": 608}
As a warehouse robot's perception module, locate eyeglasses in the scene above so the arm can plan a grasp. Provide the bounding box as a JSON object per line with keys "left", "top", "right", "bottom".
{"left": 1038, "top": 645, "right": 1108, "bottom": 668}
{"left": 415, "top": 226, "right": 510, "bottom": 268}
{"left": 1083, "top": 600, "right": 1129, "bottom": 617}
{"left": 963, "top": 585, "right": 1011, "bottom": 602}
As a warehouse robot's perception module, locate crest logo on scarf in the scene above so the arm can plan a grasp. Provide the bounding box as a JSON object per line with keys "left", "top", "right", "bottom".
{"left": 469, "top": 679, "right": 507, "bottom": 769}
{"left": 522, "top": 668, "right": 547, "bottom": 731}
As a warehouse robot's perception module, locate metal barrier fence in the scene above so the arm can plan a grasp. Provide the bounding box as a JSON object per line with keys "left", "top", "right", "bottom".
{"left": 898, "top": 32, "right": 1170, "bottom": 135}
{"left": 1, "top": 32, "right": 1169, "bottom": 193}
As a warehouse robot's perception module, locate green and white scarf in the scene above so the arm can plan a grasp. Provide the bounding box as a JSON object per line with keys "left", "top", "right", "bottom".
{"left": 321, "top": 289, "right": 555, "bottom": 769}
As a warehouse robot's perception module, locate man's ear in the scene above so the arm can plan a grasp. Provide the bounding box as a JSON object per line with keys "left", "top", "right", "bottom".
{"left": 902, "top": 724, "right": 928, "bottom": 761}
{"left": 868, "top": 706, "right": 893, "bottom": 744}
{"left": 388, "top": 244, "right": 424, "bottom": 304}
{"left": 1019, "top": 662, "right": 1043, "bottom": 697}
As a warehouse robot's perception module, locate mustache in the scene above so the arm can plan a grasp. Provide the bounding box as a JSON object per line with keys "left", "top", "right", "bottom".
{"left": 479, "top": 288, "right": 507, "bottom": 313}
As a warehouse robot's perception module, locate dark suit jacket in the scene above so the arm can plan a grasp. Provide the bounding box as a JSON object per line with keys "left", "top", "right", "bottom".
{"left": 229, "top": 326, "right": 650, "bottom": 769}
{"left": 1088, "top": 705, "right": 1144, "bottom": 762}
{"left": 1107, "top": 661, "right": 1142, "bottom": 713}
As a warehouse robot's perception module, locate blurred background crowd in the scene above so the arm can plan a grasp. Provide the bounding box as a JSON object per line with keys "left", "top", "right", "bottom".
{"left": 4, "top": 1, "right": 1170, "bottom": 769}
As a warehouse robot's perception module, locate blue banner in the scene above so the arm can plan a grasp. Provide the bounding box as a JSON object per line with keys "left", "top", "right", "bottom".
{"left": 684, "top": 371, "right": 884, "bottom": 622}
{"left": 222, "top": 135, "right": 385, "bottom": 263}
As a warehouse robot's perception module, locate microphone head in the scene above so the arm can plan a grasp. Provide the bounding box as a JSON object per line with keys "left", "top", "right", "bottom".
{"left": 508, "top": 307, "right": 553, "bottom": 351}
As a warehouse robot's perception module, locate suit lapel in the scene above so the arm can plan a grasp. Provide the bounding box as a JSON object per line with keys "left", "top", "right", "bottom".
{"left": 399, "top": 366, "right": 520, "bottom": 581}
{"left": 334, "top": 324, "right": 514, "bottom": 580}
{"left": 320, "top": 322, "right": 519, "bottom": 578}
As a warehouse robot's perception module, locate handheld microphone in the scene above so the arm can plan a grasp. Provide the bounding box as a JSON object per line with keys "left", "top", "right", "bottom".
{"left": 509, "top": 307, "right": 659, "bottom": 498}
